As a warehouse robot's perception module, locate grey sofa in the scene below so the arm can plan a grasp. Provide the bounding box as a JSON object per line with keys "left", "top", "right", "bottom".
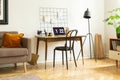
{"left": 0, "top": 31, "right": 31, "bottom": 72}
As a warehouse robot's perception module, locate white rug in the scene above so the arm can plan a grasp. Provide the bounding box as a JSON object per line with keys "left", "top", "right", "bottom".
{"left": 0, "top": 74, "right": 41, "bottom": 80}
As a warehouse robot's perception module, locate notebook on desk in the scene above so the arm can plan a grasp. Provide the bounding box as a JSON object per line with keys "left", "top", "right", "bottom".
{"left": 53, "top": 27, "right": 66, "bottom": 36}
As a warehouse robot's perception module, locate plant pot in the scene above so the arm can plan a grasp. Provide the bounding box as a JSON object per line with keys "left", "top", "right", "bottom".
{"left": 117, "top": 33, "right": 120, "bottom": 38}
{"left": 116, "top": 27, "right": 120, "bottom": 38}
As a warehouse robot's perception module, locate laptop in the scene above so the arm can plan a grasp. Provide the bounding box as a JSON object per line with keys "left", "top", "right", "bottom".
{"left": 53, "top": 27, "right": 66, "bottom": 36}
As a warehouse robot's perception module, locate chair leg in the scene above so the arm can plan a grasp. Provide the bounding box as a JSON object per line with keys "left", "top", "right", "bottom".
{"left": 70, "top": 50, "right": 72, "bottom": 61}
{"left": 65, "top": 51, "right": 68, "bottom": 70}
{"left": 23, "top": 62, "right": 27, "bottom": 72}
{"left": 14, "top": 63, "right": 17, "bottom": 69}
{"left": 72, "top": 49, "right": 77, "bottom": 67}
{"left": 62, "top": 51, "right": 64, "bottom": 65}
{"left": 53, "top": 49, "right": 55, "bottom": 68}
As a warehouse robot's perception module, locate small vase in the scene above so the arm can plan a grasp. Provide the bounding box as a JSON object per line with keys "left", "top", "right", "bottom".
{"left": 37, "top": 30, "right": 42, "bottom": 35}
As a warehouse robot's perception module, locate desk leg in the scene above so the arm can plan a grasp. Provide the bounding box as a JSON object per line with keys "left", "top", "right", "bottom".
{"left": 36, "top": 38, "right": 39, "bottom": 54}
{"left": 80, "top": 38, "right": 84, "bottom": 65}
{"left": 70, "top": 41, "right": 72, "bottom": 61}
{"left": 116, "top": 60, "right": 118, "bottom": 68}
{"left": 45, "top": 40, "right": 48, "bottom": 69}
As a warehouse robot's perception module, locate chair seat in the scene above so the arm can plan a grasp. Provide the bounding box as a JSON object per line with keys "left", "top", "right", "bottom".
{"left": 54, "top": 46, "right": 72, "bottom": 51}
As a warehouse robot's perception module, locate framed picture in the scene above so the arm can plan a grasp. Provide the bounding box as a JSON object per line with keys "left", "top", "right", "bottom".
{"left": 53, "top": 27, "right": 65, "bottom": 35}
{"left": 0, "top": 0, "right": 8, "bottom": 24}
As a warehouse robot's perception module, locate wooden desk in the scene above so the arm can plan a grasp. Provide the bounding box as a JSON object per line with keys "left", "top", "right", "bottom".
{"left": 35, "top": 35, "right": 86, "bottom": 69}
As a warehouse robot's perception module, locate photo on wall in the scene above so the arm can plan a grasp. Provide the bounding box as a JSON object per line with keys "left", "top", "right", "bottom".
{"left": 0, "top": 0, "right": 3, "bottom": 19}
{"left": 0, "top": 0, "right": 8, "bottom": 24}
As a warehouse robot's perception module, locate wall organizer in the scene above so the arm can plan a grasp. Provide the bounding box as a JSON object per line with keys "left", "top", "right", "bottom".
{"left": 39, "top": 7, "right": 68, "bottom": 34}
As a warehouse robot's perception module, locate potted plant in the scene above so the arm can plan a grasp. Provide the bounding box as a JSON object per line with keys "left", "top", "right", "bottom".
{"left": 104, "top": 8, "right": 120, "bottom": 38}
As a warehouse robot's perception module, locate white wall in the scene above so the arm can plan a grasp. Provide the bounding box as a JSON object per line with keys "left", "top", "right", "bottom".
{"left": 0, "top": 0, "right": 104, "bottom": 63}
{"left": 104, "top": 0, "right": 120, "bottom": 56}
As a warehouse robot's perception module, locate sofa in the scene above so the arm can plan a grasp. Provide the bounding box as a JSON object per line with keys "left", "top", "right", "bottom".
{"left": 0, "top": 31, "right": 31, "bottom": 72}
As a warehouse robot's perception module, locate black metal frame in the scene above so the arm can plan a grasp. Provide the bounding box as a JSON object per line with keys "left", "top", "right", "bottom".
{"left": 0, "top": 0, "right": 8, "bottom": 24}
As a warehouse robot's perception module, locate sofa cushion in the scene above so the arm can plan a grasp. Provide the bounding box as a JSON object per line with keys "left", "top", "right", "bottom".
{"left": 2, "top": 32, "right": 24, "bottom": 48}
{"left": 0, "top": 48, "right": 28, "bottom": 58}
{"left": 0, "top": 31, "right": 18, "bottom": 47}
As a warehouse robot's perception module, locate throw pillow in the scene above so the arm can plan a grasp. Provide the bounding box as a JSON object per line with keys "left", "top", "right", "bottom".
{"left": 2, "top": 32, "right": 24, "bottom": 48}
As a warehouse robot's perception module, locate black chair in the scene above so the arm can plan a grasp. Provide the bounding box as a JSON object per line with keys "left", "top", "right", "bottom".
{"left": 53, "top": 29, "right": 78, "bottom": 69}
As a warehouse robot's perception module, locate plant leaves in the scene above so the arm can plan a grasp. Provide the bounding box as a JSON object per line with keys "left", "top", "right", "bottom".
{"left": 104, "top": 18, "right": 109, "bottom": 22}
{"left": 104, "top": 8, "right": 120, "bottom": 28}
{"left": 108, "top": 22, "right": 113, "bottom": 25}
{"left": 117, "top": 22, "right": 120, "bottom": 24}
{"left": 109, "top": 16, "right": 116, "bottom": 20}
{"left": 116, "top": 27, "right": 120, "bottom": 33}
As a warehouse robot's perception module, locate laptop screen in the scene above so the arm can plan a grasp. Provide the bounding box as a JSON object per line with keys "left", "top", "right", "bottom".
{"left": 53, "top": 27, "right": 65, "bottom": 35}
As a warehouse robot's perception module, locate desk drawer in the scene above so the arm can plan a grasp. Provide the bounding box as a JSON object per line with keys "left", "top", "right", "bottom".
{"left": 109, "top": 50, "right": 120, "bottom": 60}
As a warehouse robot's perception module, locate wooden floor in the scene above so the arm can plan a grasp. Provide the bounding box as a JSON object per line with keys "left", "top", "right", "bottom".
{"left": 0, "top": 58, "right": 120, "bottom": 80}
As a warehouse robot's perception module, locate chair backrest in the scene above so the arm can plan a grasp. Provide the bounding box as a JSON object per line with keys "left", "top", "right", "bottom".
{"left": 65, "top": 29, "right": 78, "bottom": 49}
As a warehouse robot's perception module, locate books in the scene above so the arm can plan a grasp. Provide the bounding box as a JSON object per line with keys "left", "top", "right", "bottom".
{"left": 112, "top": 41, "right": 120, "bottom": 51}
{"left": 112, "top": 41, "right": 117, "bottom": 50}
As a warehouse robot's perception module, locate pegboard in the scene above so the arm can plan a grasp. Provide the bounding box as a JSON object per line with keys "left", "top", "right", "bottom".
{"left": 39, "top": 7, "right": 68, "bottom": 33}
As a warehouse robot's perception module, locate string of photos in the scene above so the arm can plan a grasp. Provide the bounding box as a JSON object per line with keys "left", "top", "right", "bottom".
{"left": 38, "top": 7, "right": 68, "bottom": 35}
